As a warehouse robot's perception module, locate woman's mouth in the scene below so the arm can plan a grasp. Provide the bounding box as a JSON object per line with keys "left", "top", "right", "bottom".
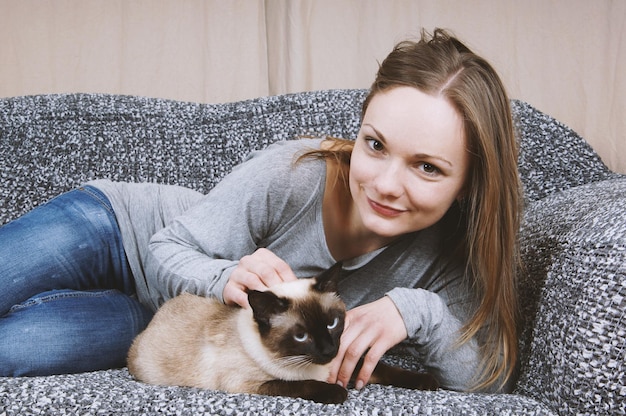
{"left": 367, "top": 198, "right": 405, "bottom": 217}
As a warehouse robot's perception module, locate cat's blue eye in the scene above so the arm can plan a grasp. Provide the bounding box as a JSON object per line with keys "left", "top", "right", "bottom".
{"left": 294, "top": 332, "right": 309, "bottom": 342}
{"left": 327, "top": 317, "right": 339, "bottom": 330}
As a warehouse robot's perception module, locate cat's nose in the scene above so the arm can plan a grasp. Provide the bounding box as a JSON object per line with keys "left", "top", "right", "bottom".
{"left": 319, "top": 343, "right": 339, "bottom": 362}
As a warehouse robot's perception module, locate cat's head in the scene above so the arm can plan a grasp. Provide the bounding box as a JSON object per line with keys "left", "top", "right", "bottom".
{"left": 247, "top": 262, "right": 346, "bottom": 365}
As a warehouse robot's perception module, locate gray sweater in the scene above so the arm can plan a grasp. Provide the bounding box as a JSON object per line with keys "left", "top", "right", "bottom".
{"left": 91, "top": 138, "right": 480, "bottom": 391}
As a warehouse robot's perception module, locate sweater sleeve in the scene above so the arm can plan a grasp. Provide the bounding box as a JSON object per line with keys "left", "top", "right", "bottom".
{"left": 144, "top": 163, "right": 262, "bottom": 307}
{"left": 385, "top": 285, "right": 482, "bottom": 392}
{"left": 144, "top": 139, "right": 325, "bottom": 308}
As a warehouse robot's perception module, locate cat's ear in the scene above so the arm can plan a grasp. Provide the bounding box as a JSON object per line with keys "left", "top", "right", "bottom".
{"left": 313, "top": 262, "right": 343, "bottom": 293}
{"left": 248, "top": 290, "right": 290, "bottom": 331}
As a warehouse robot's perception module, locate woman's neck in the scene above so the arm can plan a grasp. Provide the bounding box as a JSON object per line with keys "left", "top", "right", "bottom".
{"left": 322, "top": 159, "right": 396, "bottom": 261}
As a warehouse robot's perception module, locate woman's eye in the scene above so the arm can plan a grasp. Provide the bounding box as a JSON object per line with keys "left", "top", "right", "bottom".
{"left": 419, "top": 162, "right": 440, "bottom": 176}
{"left": 294, "top": 332, "right": 309, "bottom": 342}
{"left": 365, "top": 137, "right": 384, "bottom": 152}
{"left": 327, "top": 317, "right": 339, "bottom": 330}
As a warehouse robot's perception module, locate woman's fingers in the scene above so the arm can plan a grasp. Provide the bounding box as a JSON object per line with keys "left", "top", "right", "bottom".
{"left": 328, "top": 297, "right": 408, "bottom": 389}
{"left": 223, "top": 248, "right": 297, "bottom": 308}
{"left": 353, "top": 343, "right": 387, "bottom": 389}
{"left": 222, "top": 270, "right": 265, "bottom": 308}
{"left": 239, "top": 248, "right": 298, "bottom": 286}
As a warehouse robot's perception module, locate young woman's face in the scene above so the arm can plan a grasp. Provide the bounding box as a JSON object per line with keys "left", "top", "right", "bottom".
{"left": 349, "top": 86, "right": 470, "bottom": 239}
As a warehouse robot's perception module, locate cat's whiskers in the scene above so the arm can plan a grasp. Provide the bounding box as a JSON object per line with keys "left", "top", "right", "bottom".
{"left": 275, "top": 355, "right": 315, "bottom": 370}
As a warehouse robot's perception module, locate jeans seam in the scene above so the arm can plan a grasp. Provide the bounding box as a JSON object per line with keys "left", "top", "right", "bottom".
{"left": 78, "top": 186, "right": 115, "bottom": 216}
{"left": 8, "top": 289, "right": 120, "bottom": 313}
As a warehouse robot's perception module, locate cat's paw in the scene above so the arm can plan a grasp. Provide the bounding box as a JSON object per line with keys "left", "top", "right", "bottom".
{"left": 370, "top": 362, "right": 440, "bottom": 391}
{"left": 258, "top": 379, "right": 348, "bottom": 404}
{"left": 389, "top": 371, "right": 440, "bottom": 391}
{"left": 408, "top": 373, "right": 439, "bottom": 391}
{"left": 310, "top": 382, "right": 348, "bottom": 404}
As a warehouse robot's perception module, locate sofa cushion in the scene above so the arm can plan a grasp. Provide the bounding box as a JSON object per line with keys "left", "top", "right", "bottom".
{"left": 515, "top": 177, "right": 626, "bottom": 414}
{"left": 0, "top": 368, "right": 555, "bottom": 415}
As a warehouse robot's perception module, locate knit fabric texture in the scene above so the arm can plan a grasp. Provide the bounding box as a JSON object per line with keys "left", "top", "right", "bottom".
{"left": 0, "top": 90, "right": 624, "bottom": 415}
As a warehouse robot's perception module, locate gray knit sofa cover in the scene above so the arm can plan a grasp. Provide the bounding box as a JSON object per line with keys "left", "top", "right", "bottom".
{"left": 0, "top": 90, "right": 624, "bottom": 416}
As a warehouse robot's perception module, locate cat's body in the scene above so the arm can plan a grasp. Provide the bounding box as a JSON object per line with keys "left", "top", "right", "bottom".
{"left": 128, "top": 263, "right": 438, "bottom": 404}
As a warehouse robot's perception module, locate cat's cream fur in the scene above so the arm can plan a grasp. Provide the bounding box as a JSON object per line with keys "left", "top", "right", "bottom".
{"left": 127, "top": 272, "right": 348, "bottom": 402}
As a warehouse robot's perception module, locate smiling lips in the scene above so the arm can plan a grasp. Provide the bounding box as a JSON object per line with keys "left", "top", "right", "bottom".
{"left": 367, "top": 198, "right": 406, "bottom": 217}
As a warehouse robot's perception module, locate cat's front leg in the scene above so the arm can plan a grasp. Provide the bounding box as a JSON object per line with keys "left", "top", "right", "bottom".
{"left": 257, "top": 379, "right": 348, "bottom": 404}
{"left": 369, "top": 361, "right": 439, "bottom": 391}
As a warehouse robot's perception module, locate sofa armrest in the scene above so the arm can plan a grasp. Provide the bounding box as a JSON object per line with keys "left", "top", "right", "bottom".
{"left": 512, "top": 100, "right": 617, "bottom": 203}
{"left": 515, "top": 177, "right": 626, "bottom": 414}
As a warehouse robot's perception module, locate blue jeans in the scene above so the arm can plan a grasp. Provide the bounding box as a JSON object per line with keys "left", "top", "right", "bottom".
{"left": 0, "top": 186, "right": 153, "bottom": 376}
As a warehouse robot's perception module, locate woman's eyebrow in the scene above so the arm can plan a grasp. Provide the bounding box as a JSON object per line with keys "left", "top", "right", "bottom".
{"left": 365, "top": 124, "right": 453, "bottom": 167}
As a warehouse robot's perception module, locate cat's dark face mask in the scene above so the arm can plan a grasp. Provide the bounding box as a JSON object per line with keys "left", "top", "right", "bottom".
{"left": 248, "top": 263, "right": 346, "bottom": 365}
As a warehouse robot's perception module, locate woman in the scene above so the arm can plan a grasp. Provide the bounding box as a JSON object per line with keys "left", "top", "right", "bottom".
{"left": 0, "top": 29, "right": 520, "bottom": 392}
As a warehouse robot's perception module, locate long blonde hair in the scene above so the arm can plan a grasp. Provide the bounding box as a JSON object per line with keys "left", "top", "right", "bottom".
{"left": 303, "top": 29, "right": 521, "bottom": 390}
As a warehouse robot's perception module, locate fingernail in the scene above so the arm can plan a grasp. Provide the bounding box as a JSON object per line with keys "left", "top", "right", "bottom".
{"left": 336, "top": 380, "right": 343, "bottom": 388}
{"left": 355, "top": 380, "right": 364, "bottom": 390}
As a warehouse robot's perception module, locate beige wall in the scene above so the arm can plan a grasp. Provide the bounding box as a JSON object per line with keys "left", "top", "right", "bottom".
{"left": 1, "top": 0, "right": 624, "bottom": 173}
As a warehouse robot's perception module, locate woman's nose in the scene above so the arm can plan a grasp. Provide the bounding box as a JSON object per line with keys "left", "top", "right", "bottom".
{"left": 373, "top": 161, "right": 404, "bottom": 198}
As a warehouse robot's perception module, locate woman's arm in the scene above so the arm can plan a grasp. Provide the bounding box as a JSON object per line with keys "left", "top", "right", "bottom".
{"left": 328, "top": 286, "right": 481, "bottom": 393}
{"left": 144, "top": 139, "right": 326, "bottom": 308}
{"left": 145, "top": 188, "right": 257, "bottom": 306}
{"left": 331, "top": 225, "right": 486, "bottom": 392}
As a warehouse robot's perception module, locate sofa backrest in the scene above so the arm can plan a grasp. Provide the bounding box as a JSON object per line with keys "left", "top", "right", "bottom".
{"left": 0, "top": 90, "right": 615, "bottom": 226}
{"left": 0, "top": 90, "right": 366, "bottom": 225}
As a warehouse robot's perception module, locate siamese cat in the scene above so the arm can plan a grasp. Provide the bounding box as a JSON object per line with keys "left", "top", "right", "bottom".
{"left": 127, "top": 263, "right": 438, "bottom": 404}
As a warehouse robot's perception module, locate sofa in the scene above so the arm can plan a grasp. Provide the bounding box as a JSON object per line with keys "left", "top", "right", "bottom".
{"left": 0, "top": 90, "right": 624, "bottom": 415}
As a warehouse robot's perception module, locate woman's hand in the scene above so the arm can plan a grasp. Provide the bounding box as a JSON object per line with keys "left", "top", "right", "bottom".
{"left": 328, "top": 296, "right": 408, "bottom": 389}
{"left": 223, "top": 248, "right": 298, "bottom": 308}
